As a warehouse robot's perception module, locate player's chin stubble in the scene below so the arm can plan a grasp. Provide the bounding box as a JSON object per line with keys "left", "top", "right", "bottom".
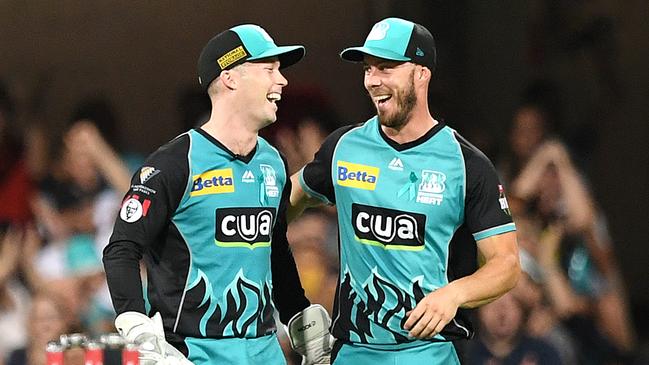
{"left": 377, "top": 77, "right": 417, "bottom": 130}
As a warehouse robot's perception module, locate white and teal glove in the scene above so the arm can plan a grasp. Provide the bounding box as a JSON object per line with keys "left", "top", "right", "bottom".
{"left": 288, "top": 304, "right": 334, "bottom": 365}
{"left": 115, "top": 312, "right": 193, "bottom": 365}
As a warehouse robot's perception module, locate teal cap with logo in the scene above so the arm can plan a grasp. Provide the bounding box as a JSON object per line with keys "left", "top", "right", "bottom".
{"left": 340, "top": 18, "right": 436, "bottom": 71}
{"left": 198, "top": 24, "right": 305, "bottom": 91}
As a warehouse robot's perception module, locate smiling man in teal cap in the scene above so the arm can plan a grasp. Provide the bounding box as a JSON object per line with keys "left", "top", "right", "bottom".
{"left": 290, "top": 18, "right": 520, "bottom": 364}
{"left": 104, "top": 24, "right": 332, "bottom": 365}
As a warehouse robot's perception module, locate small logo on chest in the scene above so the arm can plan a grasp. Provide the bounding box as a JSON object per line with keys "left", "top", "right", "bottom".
{"left": 416, "top": 170, "right": 446, "bottom": 205}
{"left": 242, "top": 170, "right": 255, "bottom": 183}
{"left": 388, "top": 157, "right": 404, "bottom": 171}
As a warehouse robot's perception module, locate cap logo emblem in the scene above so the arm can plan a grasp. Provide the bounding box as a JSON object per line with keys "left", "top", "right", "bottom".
{"left": 416, "top": 47, "right": 424, "bottom": 56}
{"left": 217, "top": 46, "right": 247, "bottom": 69}
{"left": 367, "top": 22, "right": 389, "bottom": 41}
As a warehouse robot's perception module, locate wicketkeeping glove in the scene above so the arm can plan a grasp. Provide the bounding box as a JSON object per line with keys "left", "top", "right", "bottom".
{"left": 288, "top": 304, "right": 334, "bottom": 365}
{"left": 115, "top": 312, "right": 193, "bottom": 365}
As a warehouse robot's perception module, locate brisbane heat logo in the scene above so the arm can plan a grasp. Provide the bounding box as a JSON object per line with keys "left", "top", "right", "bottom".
{"left": 215, "top": 208, "right": 276, "bottom": 249}
{"left": 336, "top": 161, "right": 380, "bottom": 191}
{"left": 351, "top": 203, "right": 426, "bottom": 250}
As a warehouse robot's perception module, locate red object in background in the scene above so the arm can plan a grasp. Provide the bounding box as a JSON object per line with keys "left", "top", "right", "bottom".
{"left": 0, "top": 159, "right": 34, "bottom": 225}
{"left": 45, "top": 341, "right": 65, "bottom": 365}
{"left": 122, "top": 343, "right": 140, "bottom": 365}
{"left": 83, "top": 342, "right": 104, "bottom": 365}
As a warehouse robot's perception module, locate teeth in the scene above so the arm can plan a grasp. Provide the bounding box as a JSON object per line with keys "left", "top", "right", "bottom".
{"left": 267, "top": 92, "right": 281, "bottom": 102}
{"left": 375, "top": 95, "right": 391, "bottom": 103}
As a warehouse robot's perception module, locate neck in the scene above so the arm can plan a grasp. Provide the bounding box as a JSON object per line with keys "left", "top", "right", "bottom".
{"left": 381, "top": 106, "right": 437, "bottom": 144}
{"left": 202, "top": 100, "right": 259, "bottom": 156}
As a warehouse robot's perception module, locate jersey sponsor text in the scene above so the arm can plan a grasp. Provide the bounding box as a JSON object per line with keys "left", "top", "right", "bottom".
{"left": 337, "top": 161, "right": 379, "bottom": 190}
{"left": 215, "top": 207, "right": 276, "bottom": 248}
{"left": 190, "top": 168, "right": 235, "bottom": 196}
{"left": 351, "top": 203, "right": 425, "bottom": 250}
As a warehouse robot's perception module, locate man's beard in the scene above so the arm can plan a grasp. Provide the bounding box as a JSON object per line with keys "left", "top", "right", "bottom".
{"left": 377, "top": 75, "right": 417, "bottom": 130}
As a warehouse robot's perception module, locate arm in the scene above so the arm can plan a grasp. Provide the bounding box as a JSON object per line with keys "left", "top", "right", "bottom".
{"left": 549, "top": 142, "right": 596, "bottom": 231}
{"left": 288, "top": 173, "right": 325, "bottom": 223}
{"left": 405, "top": 133, "right": 519, "bottom": 339}
{"left": 66, "top": 121, "right": 132, "bottom": 194}
{"left": 535, "top": 224, "right": 590, "bottom": 317}
{"left": 404, "top": 232, "right": 520, "bottom": 338}
{"left": 103, "top": 135, "right": 189, "bottom": 314}
{"left": 272, "top": 162, "right": 310, "bottom": 323}
{"left": 104, "top": 136, "right": 192, "bottom": 365}
{"left": 288, "top": 124, "right": 354, "bottom": 222}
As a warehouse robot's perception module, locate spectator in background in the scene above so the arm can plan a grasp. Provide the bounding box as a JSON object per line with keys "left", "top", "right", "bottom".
{"left": 511, "top": 140, "right": 636, "bottom": 363}
{"left": 498, "top": 102, "right": 553, "bottom": 185}
{"left": 467, "top": 291, "right": 563, "bottom": 365}
{"left": 0, "top": 79, "right": 34, "bottom": 227}
{"left": 262, "top": 86, "right": 337, "bottom": 174}
{"left": 513, "top": 246, "right": 579, "bottom": 365}
{"left": 0, "top": 228, "right": 30, "bottom": 364}
{"left": 6, "top": 291, "right": 81, "bottom": 365}
{"left": 70, "top": 96, "right": 144, "bottom": 173}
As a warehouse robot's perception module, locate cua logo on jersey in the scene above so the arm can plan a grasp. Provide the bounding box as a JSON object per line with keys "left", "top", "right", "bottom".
{"left": 337, "top": 161, "right": 379, "bottom": 190}
{"left": 215, "top": 207, "right": 276, "bottom": 249}
{"left": 190, "top": 168, "right": 234, "bottom": 196}
{"left": 352, "top": 203, "right": 426, "bottom": 250}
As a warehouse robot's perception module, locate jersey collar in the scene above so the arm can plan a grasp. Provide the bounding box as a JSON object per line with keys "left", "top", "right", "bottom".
{"left": 376, "top": 118, "right": 446, "bottom": 152}
{"left": 195, "top": 127, "right": 257, "bottom": 164}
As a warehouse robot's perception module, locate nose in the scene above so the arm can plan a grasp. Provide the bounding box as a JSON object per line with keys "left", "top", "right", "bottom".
{"left": 364, "top": 67, "right": 382, "bottom": 88}
{"left": 275, "top": 70, "right": 288, "bottom": 87}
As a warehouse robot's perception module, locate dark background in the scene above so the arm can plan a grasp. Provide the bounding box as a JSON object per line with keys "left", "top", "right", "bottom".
{"left": 2, "top": 0, "right": 647, "bottom": 340}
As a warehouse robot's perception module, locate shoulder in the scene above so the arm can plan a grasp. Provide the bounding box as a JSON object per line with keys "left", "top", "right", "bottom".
{"left": 321, "top": 121, "right": 366, "bottom": 149}
{"left": 449, "top": 129, "right": 497, "bottom": 174}
{"left": 146, "top": 132, "right": 191, "bottom": 165}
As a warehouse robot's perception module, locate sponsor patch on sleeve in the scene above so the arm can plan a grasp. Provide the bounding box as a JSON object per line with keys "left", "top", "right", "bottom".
{"left": 120, "top": 194, "right": 151, "bottom": 223}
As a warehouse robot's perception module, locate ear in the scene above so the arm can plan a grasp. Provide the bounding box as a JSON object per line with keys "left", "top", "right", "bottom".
{"left": 219, "top": 70, "right": 238, "bottom": 90}
{"left": 418, "top": 66, "right": 431, "bottom": 81}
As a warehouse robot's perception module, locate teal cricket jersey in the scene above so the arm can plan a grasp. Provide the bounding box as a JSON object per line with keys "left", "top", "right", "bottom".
{"left": 104, "top": 128, "right": 308, "bottom": 350}
{"left": 300, "top": 118, "right": 515, "bottom": 345}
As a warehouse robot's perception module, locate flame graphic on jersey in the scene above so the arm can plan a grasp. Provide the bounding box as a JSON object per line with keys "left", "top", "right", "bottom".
{"left": 334, "top": 267, "right": 474, "bottom": 342}
{"left": 335, "top": 267, "right": 425, "bottom": 343}
{"left": 187, "top": 269, "right": 275, "bottom": 337}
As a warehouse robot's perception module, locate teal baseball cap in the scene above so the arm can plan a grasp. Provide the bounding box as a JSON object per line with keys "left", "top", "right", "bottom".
{"left": 340, "top": 18, "right": 436, "bottom": 71}
{"left": 198, "top": 24, "right": 305, "bottom": 90}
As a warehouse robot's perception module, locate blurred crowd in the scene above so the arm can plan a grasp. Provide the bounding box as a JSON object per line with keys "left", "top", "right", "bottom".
{"left": 0, "top": 74, "right": 645, "bottom": 365}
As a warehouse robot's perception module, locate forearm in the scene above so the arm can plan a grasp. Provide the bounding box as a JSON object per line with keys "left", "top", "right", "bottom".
{"left": 555, "top": 164, "right": 595, "bottom": 230}
{"left": 449, "top": 252, "right": 520, "bottom": 308}
{"left": 511, "top": 151, "right": 550, "bottom": 199}
{"left": 94, "top": 145, "right": 132, "bottom": 194}
{"left": 102, "top": 240, "right": 146, "bottom": 314}
{"left": 271, "top": 230, "right": 310, "bottom": 323}
{"left": 288, "top": 173, "right": 323, "bottom": 223}
{"left": 444, "top": 232, "right": 520, "bottom": 308}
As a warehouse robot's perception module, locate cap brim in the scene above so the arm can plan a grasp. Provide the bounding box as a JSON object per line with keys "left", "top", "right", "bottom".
{"left": 340, "top": 46, "right": 411, "bottom": 63}
{"left": 248, "top": 45, "right": 305, "bottom": 69}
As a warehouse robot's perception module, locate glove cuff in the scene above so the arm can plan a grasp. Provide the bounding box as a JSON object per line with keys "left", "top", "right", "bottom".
{"left": 115, "top": 311, "right": 162, "bottom": 343}
{"left": 287, "top": 304, "right": 332, "bottom": 350}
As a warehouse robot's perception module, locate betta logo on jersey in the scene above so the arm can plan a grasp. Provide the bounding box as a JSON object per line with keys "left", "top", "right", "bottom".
{"left": 336, "top": 161, "right": 380, "bottom": 190}
{"left": 215, "top": 207, "right": 276, "bottom": 249}
{"left": 351, "top": 203, "right": 426, "bottom": 250}
{"left": 190, "top": 168, "right": 235, "bottom": 196}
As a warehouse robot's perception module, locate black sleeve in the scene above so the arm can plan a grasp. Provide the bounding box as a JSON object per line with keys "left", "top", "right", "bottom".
{"left": 102, "top": 134, "right": 190, "bottom": 314}
{"left": 301, "top": 124, "right": 357, "bottom": 204}
{"left": 457, "top": 132, "right": 515, "bottom": 238}
{"left": 272, "top": 153, "right": 310, "bottom": 324}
